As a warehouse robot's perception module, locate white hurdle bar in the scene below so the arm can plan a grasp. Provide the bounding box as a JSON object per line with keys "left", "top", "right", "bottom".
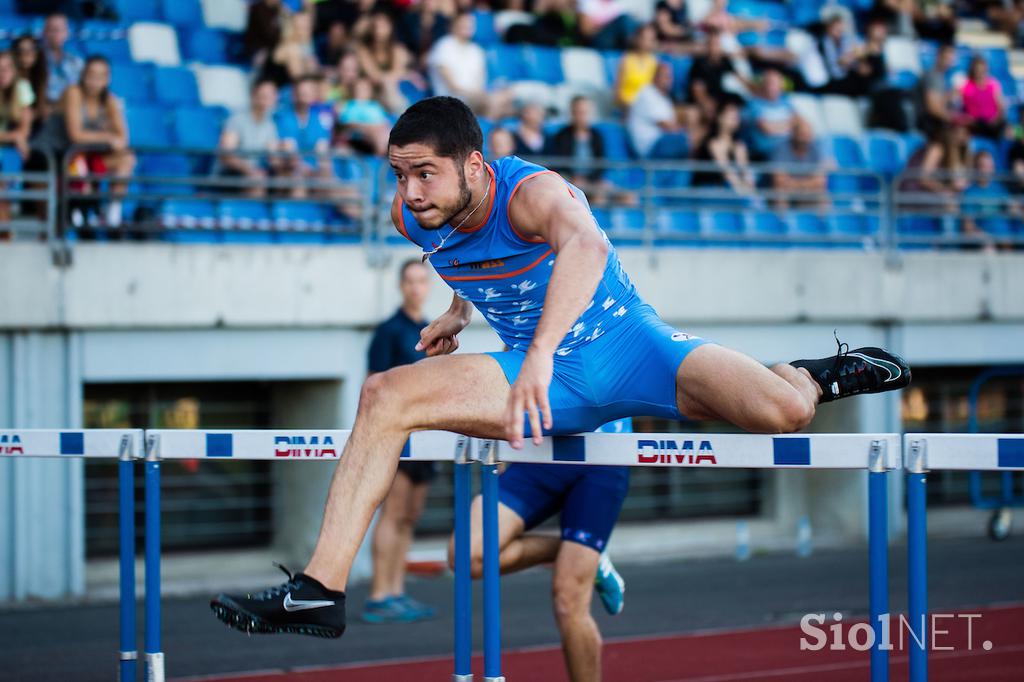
{"left": 903, "top": 433, "right": 1024, "bottom": 682}
{"left": 0, "top": 428, "right": 143, "bottom": 682}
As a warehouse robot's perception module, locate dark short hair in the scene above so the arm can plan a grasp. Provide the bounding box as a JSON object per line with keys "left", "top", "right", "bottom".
{"left": 570, "top": 95, "right": 590, "bottom": 108}
{"left": 389, "top": 96, "right": 483, "bottom": 162}
{"left": 252, "top": 78, "right": 277, "bottom": 93}
{"left": 400, "top": 258, "right": 426, "bottom": 281}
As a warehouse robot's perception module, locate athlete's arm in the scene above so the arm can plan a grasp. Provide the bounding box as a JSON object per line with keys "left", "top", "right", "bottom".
{"left": 504, "top": 173, "right": 609, "bottom": 448}
{"left": 390, "top": 195, "right": 473, "bottom": 356}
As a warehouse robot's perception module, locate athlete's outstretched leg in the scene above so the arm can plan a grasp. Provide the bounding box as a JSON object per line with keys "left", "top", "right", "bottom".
{"left": 211, "top": 353, "right": 511, "bottom": 637}
{"left": 675, "top": 345, "right": 820, "bottom": 433}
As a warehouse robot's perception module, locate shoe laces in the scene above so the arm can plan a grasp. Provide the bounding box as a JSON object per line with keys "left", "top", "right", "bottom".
{"left": 251, "top": 563, "right": 300, "bottom": 601}
{"left": 828, "top": 330, "right": 850, "bottom": 379}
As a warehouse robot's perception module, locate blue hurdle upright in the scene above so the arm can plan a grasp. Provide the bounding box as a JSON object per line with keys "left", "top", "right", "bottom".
{"left": 904, "top": 433, "right": 1024, "bottom": 682}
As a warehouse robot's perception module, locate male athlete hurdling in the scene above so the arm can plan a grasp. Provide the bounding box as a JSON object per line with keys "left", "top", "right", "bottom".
{"left": 210, "top": 96, "right": 911, "bottom": 639}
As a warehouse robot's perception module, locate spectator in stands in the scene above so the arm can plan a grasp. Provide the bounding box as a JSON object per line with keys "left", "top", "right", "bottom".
{"left": 12, "top": 35, "right": 47, "bottom": 126}
{"left": 960, "top": 55, "right": 1006, "bottom": 140}
{"left": 244, "top": 0, "right": 289, "bottom": 64}
{"left": 691, "top": 99, "right": 754, "bottom": 195}
{"left": 962, "top": 149, "right": 1016, "bottom": 247}
{"left": 916, "top": 43, "right": 956, "bottom": 138}
{"left": 504, "top": 0, "right": 582, "bottom": 47}
{"left": 770, "top": 117, "right": 829, "bottom": 209}
{"left": 1006, "top": 106, "right": 1024, "bottom": 190}
{"left": 488, "top": 126, "right": 516, "bottom": 160}
{"left": 337, "top": 77, "right": 391, "bottom": 156}
{"left": 275, "top": 74, "right": 334, "bottom": 199}
{"left": 399, "top": 0, "right": 452, "bottom": 58}
{"left": 428, "top": 12, "right": 513, "bottom": 118}
{"left": 872, "top": 0, "right": 956, "bottom": 44}
{"left": 579, "top": 0, "right": 639, "bottom": 51}
{"left": 217, "top": 80, "right": 281, "bottom": 198}
{"left": 59, "top": 55, "right": 134, "bottom": 227}
{"left": 262, "top": 10, "right": 319, "bottom": 88}
{"left": 628, "top": 62, "right": 687, "bottom": 159}
{"left": 821, "top": 15, "right": 888, "bottom": 98}
{"left": 549, "top": 94, "right": 632, "bottom": 206}
{"left": 319, "top": 22, "right": 351, "bottom": 67}
{"left": 356, "top": 11, "right": 416, "bottom": 115}
{"left": 745, "top": 68, "right": 795, "bottom": 160}
{"left": 41, "top": 13, "right": 82, "bottom": 105}
{"left": 685, "top": 28, "right": 743, "bottom": 141}
{"left": 901, "top": 120, "right": 970, "bottom": 213}
{"left": 700, "top": 0, "right": 768, "bottom": 56}
{"left": 615, "top": 24, "right": 659, "bottom": 108}
{"left": 512, "top": 102, "right": 547, "bottom": 157}
{"left": 654, "top": 0, "right": 693, "bottom": 49}
{"left": 0, "top": 50, "right": 33, "bottom": 226}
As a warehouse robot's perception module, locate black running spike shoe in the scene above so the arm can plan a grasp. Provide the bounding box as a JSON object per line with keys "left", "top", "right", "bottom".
{"left": 791, "top": 334, "right": 912, "bottom": 403}
{"left": 210, "top": 564, "right": 346, "bottom": 638}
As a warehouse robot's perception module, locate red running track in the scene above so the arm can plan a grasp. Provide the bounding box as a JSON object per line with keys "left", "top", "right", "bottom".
{"left": 179, "top": 603, "right": 1024, "bottom": 682}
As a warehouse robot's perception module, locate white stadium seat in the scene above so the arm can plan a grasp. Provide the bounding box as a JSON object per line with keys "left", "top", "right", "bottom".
{"left": 821, "top": 95, "right": 865, "bottom": 137}
{"left": 884, "top": 36, "right": 922, "bottom": 75}
{"left": 193, "top": 65, "right": 249, "bottom": 111}
{"left": 561, "top": 48, "right": 608, "bottom": 90}
{"left": 201, "top": 0, "right": 247, "bottom": 32}
{"left": 789, "top": 93, "right": 827, "bottom": 136}
{"left": 128, "top": 22, "right": 181, "bottom": 67}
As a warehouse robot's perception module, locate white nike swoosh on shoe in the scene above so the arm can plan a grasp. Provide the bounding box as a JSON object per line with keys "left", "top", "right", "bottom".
{"left": 847, "top": 353, "right": 902, "bottom": 383}
{"left": 283, "top": 593, "right": 336, "bottom": 612}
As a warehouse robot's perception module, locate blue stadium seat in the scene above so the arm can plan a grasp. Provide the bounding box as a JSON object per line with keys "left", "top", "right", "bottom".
{"left": 111, "top": 0, "right": 163, "bottom": 22}
{"left": 153, "top": 66, "right": 200, "bottom": 105}
{"left": 172, "top": 106, "right": 225, "bottom": 149}
{"left": 219, "top": 200, "right": 274, "bottom": 242}
{"left": 610, "top": 207, "right": 645, "bottom": 232}
{"left": 473, "top": 10, "right": 498, "bottom": 46}
{"left": 160, "top": 199, "right": 217, "bottom": 241}
{"left": 751, "top": 211, "right": 786, "bottom": 238}
{"left": 667, "top": 55, "right": 692, "bottom": 96}
{"left": 126, "top": 105, "right": 171, "bottom": 148}
{"left": 78, "top": 20, "right": 130, "bottom": 41}
{"left": 601, "top": 51, "right": 623, "bottom": 86}
{"left": 522, "top": 46, "right": 564, "bottom": 85}
{"left": 82, "top": 39, "right": 133, "bottom": 63}
{"left": 655, "top": 209, "right": 700, "bottom": 237}
{"left": 182, "top": 28, "right": 230, "bottom": 64}
{"left": 984, "top": 47, "right": 1011, "bottom": 79}
{"left": 705, "top": 211, "right": 745, "bottom": 238}
{"left": 590, "top": 206, "right": 610, "bottom": 229}
{"left": 161, "top": 0, "right": 204, "bottom": 28}
{"left": 139, "top": 153, "right": 193, "bottom": 195}
{"left": 791, "top": 212, "right": 828, "bottom": 236}
{"left": 274, "top": 202, "right": 328, "bottom": 243}
{"left": 593, "top": 122, "right": 631, "bottom": 160}
{"left": 865, "top": 131, "right": 905, "bottom": 176}
{"left": 485, "top": 44, "right": 526, "bottom": 84}
{"left": 111, "top": 63, "right": 153, "bottom": 103}
{"left": 896, "top": 216, "right": 942, "bottom": 236}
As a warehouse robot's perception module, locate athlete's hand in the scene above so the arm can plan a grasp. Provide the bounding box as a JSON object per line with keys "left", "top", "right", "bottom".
{"left": 505, "top": 349, "right": 554, "bottom": 449}
{"left": 416, "top": 307, "right": 470, "bottom": 356}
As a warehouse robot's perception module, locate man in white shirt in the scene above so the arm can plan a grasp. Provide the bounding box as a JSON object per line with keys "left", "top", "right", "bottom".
{"left": 428, "top": 11, "right": 511, "bottom": 118}
{"left": 627, "top": 62, "right": 687, "bottom": 159}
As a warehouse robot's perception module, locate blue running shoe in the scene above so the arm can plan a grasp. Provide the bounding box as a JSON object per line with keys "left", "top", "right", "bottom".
{"left": 394, "top": 594, "right": 436, "bottom": 621}
{"left": 594, "top": 553, "right": 625, "bottom": 615}
{"left": 361, "top": 596, "right": 417, "bottom": 624}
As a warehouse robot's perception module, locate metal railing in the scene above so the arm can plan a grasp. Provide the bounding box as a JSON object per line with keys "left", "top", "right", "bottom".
{"left": 0, "top": 149, "right": 58, "bottom": 241}
{"left": 1, "top": 145, "right": 1022, "bottom": 254}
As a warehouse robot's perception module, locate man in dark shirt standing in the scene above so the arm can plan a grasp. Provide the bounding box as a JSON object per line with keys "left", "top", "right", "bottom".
{"left": 361, "top": 259, "right": 437, "bottom": 623}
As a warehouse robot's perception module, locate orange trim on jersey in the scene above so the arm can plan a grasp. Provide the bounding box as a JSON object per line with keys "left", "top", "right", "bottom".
{"left": 395, "top": 199, "right": 413, "bottom": 243}
{"left": 455, "top": 163, "right": 497, "bottom": 233}
{"left": 506, "top": 170, "right": 576, "bottom": 244}
{"left": 439, "top": 248, "right": 554, "bottom": 282}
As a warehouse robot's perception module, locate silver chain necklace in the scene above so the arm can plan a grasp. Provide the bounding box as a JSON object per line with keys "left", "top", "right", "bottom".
{"left": 421, "top": 177, "right": 492, "bottom": 264}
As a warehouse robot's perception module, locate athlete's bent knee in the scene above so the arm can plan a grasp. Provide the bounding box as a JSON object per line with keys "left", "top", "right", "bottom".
{"left": 551, "top": 575, "right": 590, "bottom": 625}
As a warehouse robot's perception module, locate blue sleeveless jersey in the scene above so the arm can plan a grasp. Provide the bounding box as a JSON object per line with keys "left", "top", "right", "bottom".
{"left": 397, "top": 156, "right": 641, "bottom": 354}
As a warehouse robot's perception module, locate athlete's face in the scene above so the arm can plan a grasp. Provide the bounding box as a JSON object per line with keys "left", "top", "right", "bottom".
{"left": 389, "top": 143, "right": 483, "bottom": 230}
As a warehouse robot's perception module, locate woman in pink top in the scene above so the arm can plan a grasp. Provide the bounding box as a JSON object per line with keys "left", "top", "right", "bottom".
{"left": 960, "top": 55, "right": 1006, "bottom": 139}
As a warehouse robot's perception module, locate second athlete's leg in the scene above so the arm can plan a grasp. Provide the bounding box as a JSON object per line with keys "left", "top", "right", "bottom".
{"left": 675, "top": 344, "right": 821, "bottom": 433}
{"left": 447, "top": 498, "right": 561, "bottom": 578}
{"left": 552, "top": 542, "right": 603, "bottom": 682}
{"left": 305, "top": 353, "right": 512, "bottom": 591}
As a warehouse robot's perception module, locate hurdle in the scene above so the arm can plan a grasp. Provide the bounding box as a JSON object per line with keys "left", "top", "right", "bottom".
{"left": 0, "top": 429, "right": 144, "bottom": 682}
{"left": 471, "top": 432, "right": 903, "bottom": 682}
{"left": 903, "top": 433, "right": 1024, "bottom": 682}
{"left": 141, "top": 428, "right": 467, "bottom": 682}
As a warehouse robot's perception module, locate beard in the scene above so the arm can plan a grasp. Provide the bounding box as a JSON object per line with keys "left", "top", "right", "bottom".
{"left": 419, "top": 166, "right": 473, "bottom": 230}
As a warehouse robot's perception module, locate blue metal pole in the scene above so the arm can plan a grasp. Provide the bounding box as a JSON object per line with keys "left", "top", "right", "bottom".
{"left": 118, "top": 447, "right": 137, "bottom": 682}
{"left": 144, "top": 437, "right": 165, "bottom": 682}
{"left": 453, "top": 442, "right": 473, "bottom": 682}
{"left": 868, "top": 469, "right": 889, "bottom": 682}
{"left": 907, "top": 468, "right": 928, "bottom": 682}
{"left": 481, "top": 443, "right": 503, "bottom": 682}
